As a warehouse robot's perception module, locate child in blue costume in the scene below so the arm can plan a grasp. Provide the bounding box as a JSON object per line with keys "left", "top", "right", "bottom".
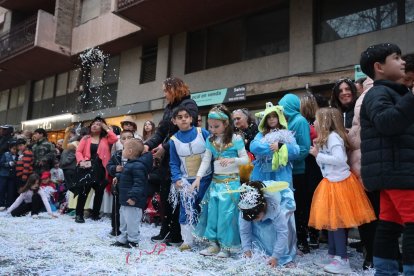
{"left": 250, "top": 103, "right": 299, "bottom": 189}
{"left": 238, "top": 181, "right": 296, "bottom": 267}
{"left": 192, "top": 104, "right": 249, "bottom": 258}
{"left": 169, "top": 106, "right": 213, "bottom": 251}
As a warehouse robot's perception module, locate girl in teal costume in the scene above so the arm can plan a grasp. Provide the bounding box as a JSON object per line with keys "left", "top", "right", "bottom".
{"left": 192, "top": 105, "right": 249, "bottom": 258}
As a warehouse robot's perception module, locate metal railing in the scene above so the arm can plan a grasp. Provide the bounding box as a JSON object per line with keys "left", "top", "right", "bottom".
{"left": 117, "top": 0, "right": 143, "bottom": 10}
{"left": 0, "top": 15, "right": 37, "bottom": 62}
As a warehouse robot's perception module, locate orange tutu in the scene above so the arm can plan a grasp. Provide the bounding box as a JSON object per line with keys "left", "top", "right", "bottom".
{"left": 308, "top": 172, "right": 376, "bottom": 231}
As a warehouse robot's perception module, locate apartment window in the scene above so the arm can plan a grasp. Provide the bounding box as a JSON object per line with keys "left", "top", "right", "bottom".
{"left": 68, "top": 69, "right": 80, "bottom": 93}
{"left": 140, "top": 43, "right": 158, "bottom": 84}
{"left": 90, "top": 63, "right": 104, "bottom": 88}
{"left": 43, "top": 76, "right": 55, "bottom": 99}
{"left": 56, "top": 72, "right": 68, "bottom": 97}
{"left": 316, "top": 0, "right": 413, "bottom": 43}
{"left": 185, "top": 3, "right": 289, "bottom": 73}
{"left": 33, "top": 80, "right": 44, "bottom": 102}
{"left": 80, "top": 0, "right": 101, "bottom": 24}
{"left": 0, "top": 90, "right": 9, "bottom": 111}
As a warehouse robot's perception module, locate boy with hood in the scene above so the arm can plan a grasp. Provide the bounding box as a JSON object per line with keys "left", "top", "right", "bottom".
{"left": 278, "top": 93, "right": 311, "bottom": 253}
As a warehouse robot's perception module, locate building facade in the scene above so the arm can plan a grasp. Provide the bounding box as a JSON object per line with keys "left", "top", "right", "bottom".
{"left": 1, "top": 0, "right": 413, "bottom": 141}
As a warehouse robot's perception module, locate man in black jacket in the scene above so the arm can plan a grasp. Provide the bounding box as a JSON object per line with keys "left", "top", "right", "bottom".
{"left": 360, "top": 43, "right": 414, "bottom": 275}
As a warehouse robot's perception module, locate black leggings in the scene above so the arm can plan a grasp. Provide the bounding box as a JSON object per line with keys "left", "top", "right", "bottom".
{"left": 76, "top": 183, "right": 105, "bottom": 217}
{"left": 11, "top": 193, "right": 44, "bottom": 217}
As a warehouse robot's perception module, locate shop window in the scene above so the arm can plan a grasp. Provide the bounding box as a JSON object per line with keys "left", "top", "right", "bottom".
{"left": 33, "top": 80, "right": 44, "bottom": 102}
{"left": 140, "top": 43, "right": 157, "bottom": 84}
{"left": 0, "top": 90, "right": 9, "bottom": 111}
{"left": 56, "top": 72, "right": 68, "bottom": 97}
{"left": 316, "top": 0, "right": 411, "bottom": 43}
{"left": 43, "top": 76, "right": 55, "bottom": 99}
{"left": 80, "top": 0, "right": 101, "bottom": 24}
{"left": 185, "top": 2, "right": 289, "bottom": 73}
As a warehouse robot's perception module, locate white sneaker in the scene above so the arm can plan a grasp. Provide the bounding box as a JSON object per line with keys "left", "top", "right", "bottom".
{"left": 216, "top": 249, "right": 230, "bottom": 258}
{"left": 0, "top": 206, "right": 6, "bottom": 211}
{"left": 324, "top": 256, "right": 352, "bottom": 274}
{"left": 200, "top": 243, "right": 220, "bottom": 256}
{"left": 314, "top": 254, "right": 335, "bottom": 267}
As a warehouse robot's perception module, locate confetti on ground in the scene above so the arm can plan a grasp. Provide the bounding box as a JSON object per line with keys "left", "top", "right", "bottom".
{"left": 0, "top": 212, "right": 374, "bottom": 275}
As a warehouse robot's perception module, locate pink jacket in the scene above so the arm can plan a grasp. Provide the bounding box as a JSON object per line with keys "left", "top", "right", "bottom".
{"left": 348, "top": 78, "right": 373, "bottom": 183}
{"left": 76, "top": 130, "right": 118, "bottom": 177}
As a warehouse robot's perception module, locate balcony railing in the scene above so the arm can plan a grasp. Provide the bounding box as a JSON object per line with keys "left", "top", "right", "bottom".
{"left": 0, "top": 15, "right": 37, "bottom": 61}
{"left": 117, "top": 0, "right": 143, "bottom": 10}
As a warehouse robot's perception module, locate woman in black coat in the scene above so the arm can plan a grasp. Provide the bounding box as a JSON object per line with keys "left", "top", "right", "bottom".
{"left": 144, "top": 77, "right": 198, "bottom": 245}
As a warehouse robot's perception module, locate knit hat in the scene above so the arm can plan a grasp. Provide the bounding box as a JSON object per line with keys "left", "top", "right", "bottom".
{"left": 41, "top": 171, "right": 51, "bottom": 180}
{"left": 255, "top": 102, "right": 288, "bottom": 132}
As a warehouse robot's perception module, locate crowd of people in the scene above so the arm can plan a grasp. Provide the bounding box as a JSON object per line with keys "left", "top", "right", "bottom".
{"left": 1, "top": 43, "right": 414, "bottom": 275}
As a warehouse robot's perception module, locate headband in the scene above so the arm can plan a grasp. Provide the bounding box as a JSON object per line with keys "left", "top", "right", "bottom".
{"left": 208, "top": 110, "right": 229, "bottom": 120}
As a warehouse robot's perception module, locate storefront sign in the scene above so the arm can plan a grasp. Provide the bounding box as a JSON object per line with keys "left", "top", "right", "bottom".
{"left": 21, "top": 114, "right": 73, "bottom": 131}
{"left": 191, "top": 85, "right": 246, "bottom": 107}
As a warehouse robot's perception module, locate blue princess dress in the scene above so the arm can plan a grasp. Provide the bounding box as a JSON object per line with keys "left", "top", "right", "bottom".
{"left": 194, "top": 135, "right": 248, "bottom": 250}
{"left": 239, "top": 186, "right": 297, "bottom": 265}
{"left": 250, "top": 130, "right": 299, "bottom": 189}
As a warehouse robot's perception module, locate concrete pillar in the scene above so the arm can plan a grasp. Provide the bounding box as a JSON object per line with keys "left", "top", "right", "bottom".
{"left": 156, "top": 35, "right": 170, "bottom": 81}
{"left": 55, "top": 0, "right": 75, "bottom": 47}
{"left": 289, "top": 0, "right": 314, "bottom": 75}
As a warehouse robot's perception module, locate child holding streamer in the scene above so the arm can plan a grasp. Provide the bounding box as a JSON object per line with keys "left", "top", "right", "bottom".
{"left": 308, "top": 107, "right": 376, "bottom": 274}
{"left": 250, "top": 103, "right": 299, "bottom": 188}
{"left": 169, "top": 106, "right": 212, "bottom": 251}
{"left": 192, "top": 104, "right": 249, "bottom": 258}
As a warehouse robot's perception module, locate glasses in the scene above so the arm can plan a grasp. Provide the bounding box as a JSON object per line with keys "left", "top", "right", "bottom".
{"left": 232, "top": 108, "right": 250, "bottom": 117}
{"left": 233, "top": 117, "right": 242, "bottom": 121}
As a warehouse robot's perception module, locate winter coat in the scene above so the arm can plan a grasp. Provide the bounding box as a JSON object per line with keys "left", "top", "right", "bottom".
{"left": 106, "top": 150, "right": 123, "bottom": 179}
{"left": 118, "top": 152, "right": 153, "bottom": 208}
{"left": 234, "top": 123, "right": 259, "bottom": 153}
{"left": 360, "top": 80, "right": 414, "bottom": 191}
{"left": 145, "top": 95, "right": 198, "bottom": 153}
{"left": 32, "top": 138, "right": 56, "bottom": 168}
{"left": 60, "top": 149, "right": 77, "bottom": 171}
{"left": 76, "top": 130, "right": 118, "bottom": 178}
{"left": 15, "top": 149, "right": 33, "bottom": 182}
{"left": 0, "top": 151, "right": 16, "bottom": 177}
{"left": 278, "top": 94, "right": 311, "bottom": 175}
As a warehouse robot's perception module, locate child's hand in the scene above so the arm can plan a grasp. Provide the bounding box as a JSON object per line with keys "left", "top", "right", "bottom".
{"left": 219, "top": 158, "right": 234, "bottom": 167}
{"left": 268, "top": 257, "right": 278, "bottom": 268}
{"left": 243, "top": 250, "right": 252, "bottom": 258}
{"left": 309, "top": 146, "right": 319, "bottom": 157}
{"left": 175, "top": 180, "right": 183, "bottom": 189}
{"left": 127, "top": 199, "right": 135, "bottom": 205}
{"left": 190, "top": 178, "right": 201, "bottom": 192}
{"left": 112, "top": 178, "right": 118, "bottom": 186}
{"left": 270, "top": 142, "right": 279, "bottom": 152}
{"left": 116, "top": 165, "right": 123, "bottom": 172}
{"left": 50, "top": 213, "right": 58, "bottom": 218}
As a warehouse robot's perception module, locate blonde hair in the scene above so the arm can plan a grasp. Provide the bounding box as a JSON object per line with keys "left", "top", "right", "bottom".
{"left": 314, "top": 107, "right": 350, "bottom": 149}
{"left": 124, "top": 139, "right": 144, "bottom": 158}
{"left": 300, "top": 93, "right": 319, "bottom": 121}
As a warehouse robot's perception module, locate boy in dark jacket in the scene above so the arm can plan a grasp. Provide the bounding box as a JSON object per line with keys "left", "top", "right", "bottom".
{"left": 106, "top": 130, "right": 134, "bottom": 236}
{"left": 360, "top": 43, "right": 414, "bottom": 275}
{"left": 111, "top": 138, "right": 153, "bottom": 248}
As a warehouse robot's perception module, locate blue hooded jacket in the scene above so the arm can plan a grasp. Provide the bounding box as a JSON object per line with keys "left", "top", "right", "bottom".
{"left": 278, "top": 94, "right": 310, "bottom": 175}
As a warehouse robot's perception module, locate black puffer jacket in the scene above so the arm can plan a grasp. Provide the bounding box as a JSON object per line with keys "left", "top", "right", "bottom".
{"left": 360, "top": 80, "right": 414, "bottom": 191}
{"left": 145, "top": 95, "right": 198, "bottom": 153}
{"left": 118, "top": 152, "right": 153, "bottom": 208}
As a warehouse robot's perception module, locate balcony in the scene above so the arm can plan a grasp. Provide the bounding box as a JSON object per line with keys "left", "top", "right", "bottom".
{"left": 115, "top": 0, "right": 282, "bottom": 36}
{"left": 0, "top": 10, "right": 73, "bottom": 91}
{"left": 71, "top": 1, "right": 142, "bottom": 56}
{"left": 0, "top": 0, "right": 55, "bottom": 14}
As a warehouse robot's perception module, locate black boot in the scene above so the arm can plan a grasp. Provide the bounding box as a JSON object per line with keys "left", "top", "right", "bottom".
{"left": 75, "top": 215, "right": 85, "bottom": 223}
